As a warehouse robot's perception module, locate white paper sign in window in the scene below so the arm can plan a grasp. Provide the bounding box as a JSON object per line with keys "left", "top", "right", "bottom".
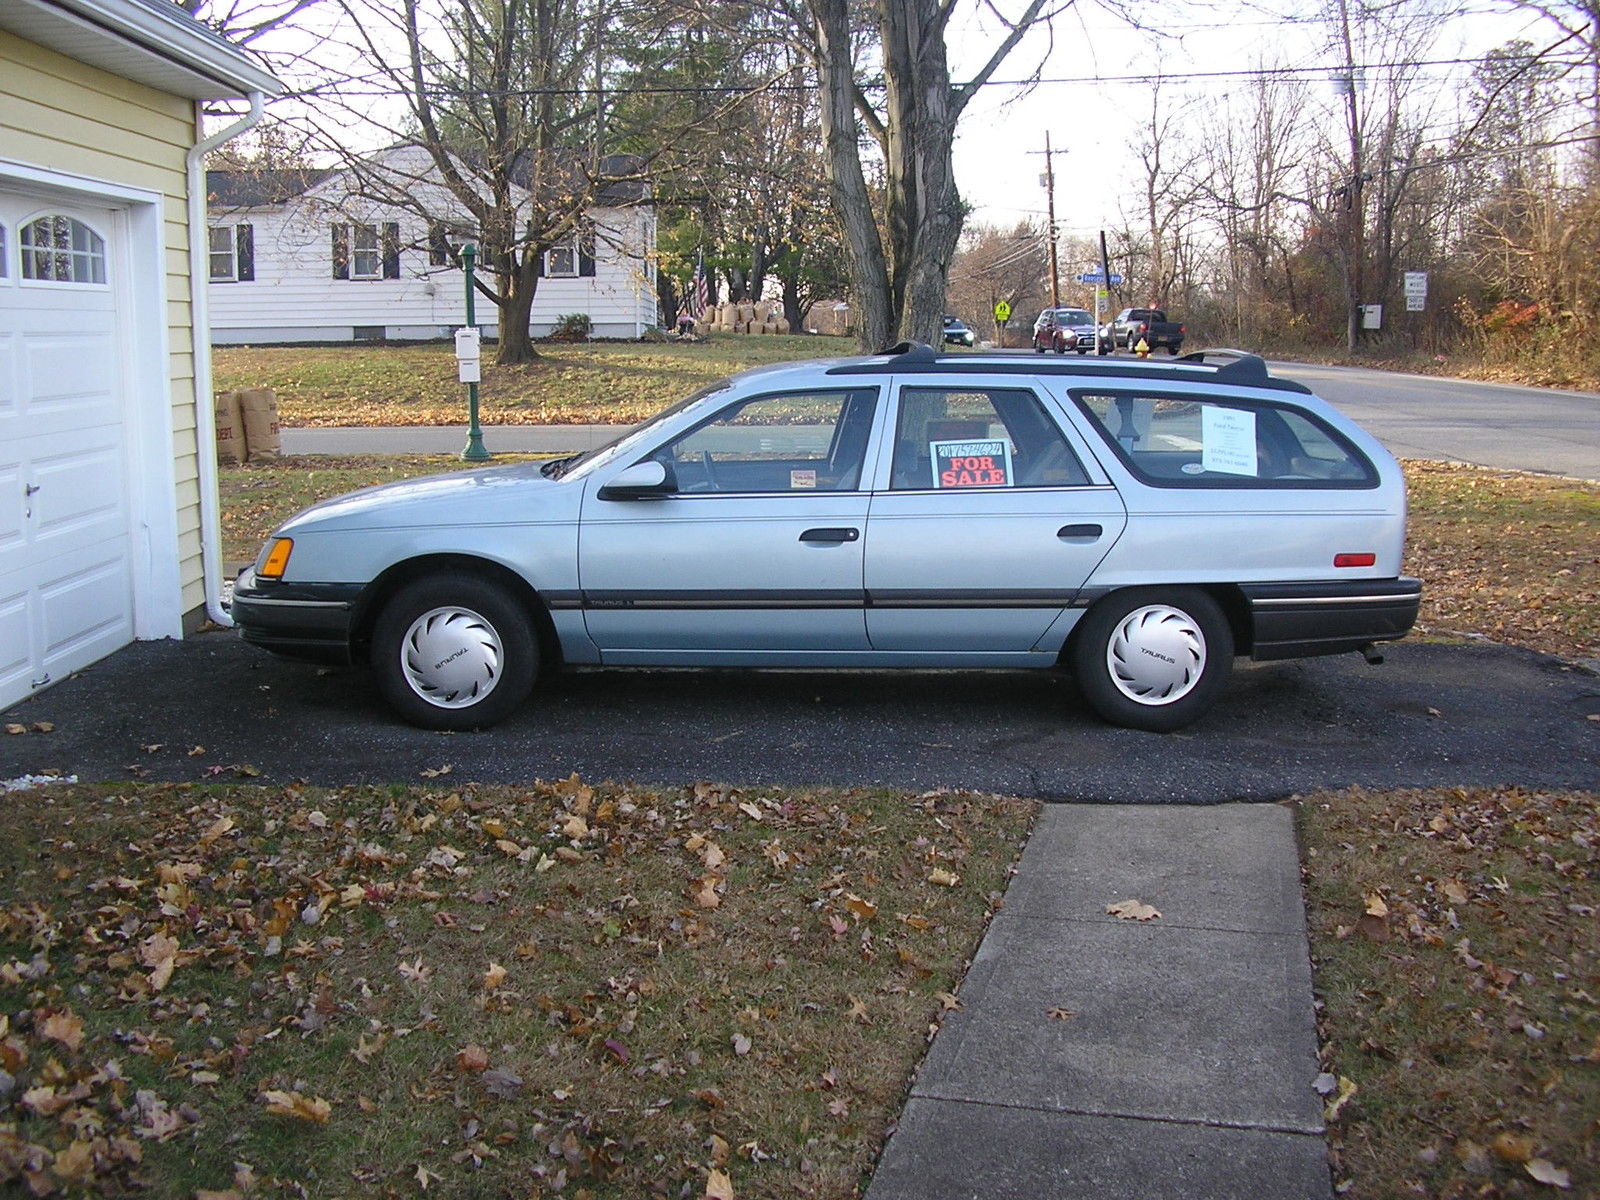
{"left": 1201, "top": 406, "right": 1257, "bottom": 476}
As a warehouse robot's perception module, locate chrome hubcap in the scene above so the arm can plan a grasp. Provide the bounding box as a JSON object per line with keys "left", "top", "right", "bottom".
{"left": 399, "top": 606, "right": 503, "bottom": 709}
{"left": 1106, "top": 604, "right": 1206, "bottom": 706}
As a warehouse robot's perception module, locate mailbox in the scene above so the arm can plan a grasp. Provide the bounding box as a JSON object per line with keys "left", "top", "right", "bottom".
{"left": 454, "top": 327, "right": 482, "bottom": 383}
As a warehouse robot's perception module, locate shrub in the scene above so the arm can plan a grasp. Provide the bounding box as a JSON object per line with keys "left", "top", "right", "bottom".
{"left": 551, "top": 312, "right": 592, "bottom": 341}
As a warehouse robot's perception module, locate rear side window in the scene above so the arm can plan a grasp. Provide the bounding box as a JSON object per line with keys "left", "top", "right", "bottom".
{"left": 1073, "top": 392, "right": 1377, "bottom": 488}
{"left": 891, "top": 386, "right": 1089, "bottom": 490}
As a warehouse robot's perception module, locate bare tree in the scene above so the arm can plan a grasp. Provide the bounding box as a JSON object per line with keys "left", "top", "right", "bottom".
{"left": 787, "top": 0, "right": 1060, "bottom": 351}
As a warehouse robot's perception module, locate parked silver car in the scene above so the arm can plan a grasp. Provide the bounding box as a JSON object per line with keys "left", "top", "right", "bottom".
{"left": 233, "top": 345, "right": 1420, "bottom": 733}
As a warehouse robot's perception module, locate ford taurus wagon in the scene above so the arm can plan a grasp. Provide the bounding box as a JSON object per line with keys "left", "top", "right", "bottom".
{"left": 232, "top": 344, "right": 1421, "bottom": 733}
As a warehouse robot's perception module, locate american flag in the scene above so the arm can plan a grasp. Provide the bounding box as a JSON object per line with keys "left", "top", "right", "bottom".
{"left": 686, "top": 252, "right": 709, "bottom": 319}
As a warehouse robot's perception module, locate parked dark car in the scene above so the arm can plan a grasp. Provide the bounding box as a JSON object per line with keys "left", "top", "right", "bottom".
{"left": 942, "top": 315, "right": 977, "bottom": 347}
{"left": 1103, "top": 307, "right": 1185, "bottom": 354}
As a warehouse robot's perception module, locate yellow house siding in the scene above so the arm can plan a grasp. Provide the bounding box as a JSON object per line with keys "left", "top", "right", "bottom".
{"left": 1, "top": 28, "right": 207, "bottom": 621}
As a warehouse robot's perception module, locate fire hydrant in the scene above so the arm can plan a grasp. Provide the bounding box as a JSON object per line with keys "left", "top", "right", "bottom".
{"left": 1134, "top": 337, "right": 1151, "bottom": 358}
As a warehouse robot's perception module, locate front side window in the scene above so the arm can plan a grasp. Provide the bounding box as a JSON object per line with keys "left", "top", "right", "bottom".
{"left": 1074, "top": 392, "right": 1377, "bottom": 487}
{"left": 20, "top": 215, "right": 106, "bottom": 284}
{"left": 890, "top": 387, "right": 1089, "bottom": 490}
{"left": 657, "top": 388, "right": 878, "bottom": 493}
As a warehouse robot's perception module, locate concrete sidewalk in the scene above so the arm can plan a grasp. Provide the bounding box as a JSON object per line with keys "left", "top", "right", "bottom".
{"left": 282, "top": 424, "right": 625, "bottom": 455}
{"left": 866, "top": 803, "right": 1331, "bottom": 1200}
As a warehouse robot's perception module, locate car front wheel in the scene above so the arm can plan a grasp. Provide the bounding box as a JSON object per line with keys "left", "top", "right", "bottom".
{"left": 1069, "top": 588, "right": 1233, "bottom": 732}
{"left": 371, "top": 575, "right": 538, "bottom": 730}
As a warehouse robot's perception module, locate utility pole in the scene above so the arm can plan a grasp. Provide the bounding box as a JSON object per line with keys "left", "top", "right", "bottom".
{"left": 1043, "top": 133, "right": 1061, "bottom": 309}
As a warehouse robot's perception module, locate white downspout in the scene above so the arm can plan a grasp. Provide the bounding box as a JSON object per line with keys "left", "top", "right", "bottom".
{"left": 186, "top": 91, "right": 264, "bottom": 628}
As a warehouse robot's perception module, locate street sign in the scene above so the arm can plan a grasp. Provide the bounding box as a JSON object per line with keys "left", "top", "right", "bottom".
{"left": 1404, "top": 271, "right": 1428, "bottom": 312}
{"left": 993, "top": 300, "right": 1013, "bottom": 324}
{"left": 1077, "top": 271, "right": 1123, "bottom": 285}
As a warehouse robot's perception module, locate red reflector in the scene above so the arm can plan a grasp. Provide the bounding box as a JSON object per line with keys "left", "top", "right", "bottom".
{"left": 1334, "top": 553, "right": 1376, "bottom": 568}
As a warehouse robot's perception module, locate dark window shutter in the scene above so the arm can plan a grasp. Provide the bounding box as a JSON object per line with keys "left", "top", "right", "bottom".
{"left": 578, "top": 229, "right": 596, "bottom": 277}
{"left": 332, "top": 224, "right": 349, "bottom": 279}
{"left": 382, "top": 222, "right": 401, "bottom": 278}
{"left": 235, "top": 223, "right": 254, "bottom": 281}
{"left": 533, "top": 246, "right": 544, "bottom": 278}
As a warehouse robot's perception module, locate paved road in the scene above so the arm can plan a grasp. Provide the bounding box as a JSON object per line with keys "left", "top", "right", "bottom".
{"left": 4, "top": 634, "right": 1595, "bottom": 801}
{"left": 1269, "top": 361, "right": 1600, "bottom": 481}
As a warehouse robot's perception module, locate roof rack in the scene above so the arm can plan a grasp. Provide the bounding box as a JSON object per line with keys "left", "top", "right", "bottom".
{"left": 874, "top": 340, "right": 940, "bottom": 363}
{"left": 824, "top": 342, "right": 1308, "bottom": 393}
{"left": 1175, "top": 348, "right": 1270, "bottom": 384}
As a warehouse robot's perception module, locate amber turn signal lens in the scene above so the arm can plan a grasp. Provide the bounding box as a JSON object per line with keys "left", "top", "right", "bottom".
{"left": 259, "top": 538, "right": 294, "bottom": 579}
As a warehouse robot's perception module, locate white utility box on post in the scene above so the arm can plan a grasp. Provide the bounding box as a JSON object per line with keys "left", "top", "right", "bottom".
{"left": 454, "top": 327, "right": 482, "bottom": 383}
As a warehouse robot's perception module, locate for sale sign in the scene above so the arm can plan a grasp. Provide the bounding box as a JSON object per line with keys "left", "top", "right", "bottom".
{"left": 931, "top": 438, "right": 1013, "bottom": 488}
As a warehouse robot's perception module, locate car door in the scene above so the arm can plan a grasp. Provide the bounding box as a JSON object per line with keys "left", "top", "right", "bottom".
{"left": 577, "top": 386, "right": 881, "bottom": 659}
{"left": 862, "top": 379, "right": 1127, "bottom": 653}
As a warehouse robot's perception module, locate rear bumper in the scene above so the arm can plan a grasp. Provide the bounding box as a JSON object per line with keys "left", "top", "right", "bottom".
{"left": 231, "top": 569, "right": 361, "bottom": 664}
{"left": 1242, "top": 577, "right": 1422, "bottom": 660}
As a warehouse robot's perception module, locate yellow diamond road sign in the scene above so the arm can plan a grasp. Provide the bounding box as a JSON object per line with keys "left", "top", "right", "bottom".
{"left": 993, "top": 300, "right": 1012, "bottom": 323}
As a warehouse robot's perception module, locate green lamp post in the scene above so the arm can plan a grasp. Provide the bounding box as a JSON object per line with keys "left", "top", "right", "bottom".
{"left": 459, "top": 242, "right": 490, "bottom": 462}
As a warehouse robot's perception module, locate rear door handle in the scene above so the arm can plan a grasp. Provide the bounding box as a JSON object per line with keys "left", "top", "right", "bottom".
{"left": 1057, "top": 523, "right": 1102, "bottom": 539}
{"left": 799, "top": 527, "right": 860, "bottom": 543}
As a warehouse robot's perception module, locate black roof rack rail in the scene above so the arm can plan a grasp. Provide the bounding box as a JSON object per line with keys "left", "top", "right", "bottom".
{"left": 822, "top": 344, "right": 1310, "bottom": 393}
{"left": 1175, "top": 347, "right": 1270, "bottom": 383}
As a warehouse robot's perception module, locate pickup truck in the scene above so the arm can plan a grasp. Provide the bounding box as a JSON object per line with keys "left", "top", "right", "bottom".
{"left": 1103, "top": 308, "right": 1185, "bottom": 354}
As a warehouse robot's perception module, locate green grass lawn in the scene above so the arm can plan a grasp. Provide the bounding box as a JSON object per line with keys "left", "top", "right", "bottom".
{"left": 214, "top": 337, "right": 848, "bottom": 427}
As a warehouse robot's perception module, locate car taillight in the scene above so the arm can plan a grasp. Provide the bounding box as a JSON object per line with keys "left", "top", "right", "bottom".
{"left": 1334, "top": 553, "right": 1376, "bottom": 568}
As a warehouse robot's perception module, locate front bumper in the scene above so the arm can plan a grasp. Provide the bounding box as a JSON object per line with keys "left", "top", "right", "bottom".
{"left": 231, "top": 568, "right": 362, "bottom": 663}
{"left": 1242, "top": 577, "right": 1422, "bottom": 660}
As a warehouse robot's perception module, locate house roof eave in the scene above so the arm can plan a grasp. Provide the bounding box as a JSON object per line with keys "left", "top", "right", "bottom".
{"left": 0, "top": 0, "right": 283, "bottom": 101}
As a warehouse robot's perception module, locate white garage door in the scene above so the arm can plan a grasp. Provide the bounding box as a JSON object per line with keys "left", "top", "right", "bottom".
{"left": 0, "top": 195, "right": 134, "bottom": 712}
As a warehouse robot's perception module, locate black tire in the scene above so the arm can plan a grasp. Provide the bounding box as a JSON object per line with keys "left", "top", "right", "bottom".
{"left": 1033, "top": 339, "right": 1047, "bottom": 354}
{"left": 1069, "top": 588, "right": 1233, "bottom": 732}
{"left": 371, "top": 575, "right": 538, "bottom": 730}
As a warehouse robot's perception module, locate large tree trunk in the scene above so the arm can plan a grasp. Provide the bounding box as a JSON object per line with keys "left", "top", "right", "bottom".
{"left": 494, "top": 257, "right": 541, "bottom": 364}
{"left": 811, "top": 0, "right": 895, "bottom": 351}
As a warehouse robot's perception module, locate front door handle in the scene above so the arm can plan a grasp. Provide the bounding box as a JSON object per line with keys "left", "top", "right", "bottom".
{"left": 799, "top": 527, "right": 860, "bottom": 543}
{"left": 1057, "top": 523, "right": 1102, "bottom": 540}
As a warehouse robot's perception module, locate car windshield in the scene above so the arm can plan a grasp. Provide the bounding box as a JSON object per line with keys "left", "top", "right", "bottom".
{"left": 944, "top": 317, "right": 964, "bottom": 327}
{"left": 550, "top": 381, "right": 734, "bottom": 480}
{"left": 1056, "top": 310, "right": 1092, "bottom": 324}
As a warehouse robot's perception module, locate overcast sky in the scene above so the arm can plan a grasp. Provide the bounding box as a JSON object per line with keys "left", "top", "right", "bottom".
{"left": 949, "top": 0, "right": 1562, "bottom": 245}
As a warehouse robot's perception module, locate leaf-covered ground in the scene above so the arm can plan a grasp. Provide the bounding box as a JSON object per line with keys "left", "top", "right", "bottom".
{"left": 214, "top": 339, "right": 833, "bottom": 428}
{"left": 1405, "top": 461, "right": 1600, "bottom": 661}
{"left": 1299, "top": 786, "right": 1599, "bottom": 1199}
{"left": 0, "top": 778, "right": 1033, "bottom": 1198}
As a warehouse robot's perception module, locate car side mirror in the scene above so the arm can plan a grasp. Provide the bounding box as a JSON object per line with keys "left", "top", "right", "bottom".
{"left": 597, "top": 459, "right": 676, "bottom": 500}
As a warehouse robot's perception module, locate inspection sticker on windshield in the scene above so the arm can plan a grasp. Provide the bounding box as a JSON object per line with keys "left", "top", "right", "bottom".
{"left": 931, "top": 439, "right": 1013, "bottom": 488}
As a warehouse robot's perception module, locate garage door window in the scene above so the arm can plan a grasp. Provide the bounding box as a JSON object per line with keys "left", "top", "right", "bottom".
{"left": 20, "top": 215, "right": 107, "bottom": 284}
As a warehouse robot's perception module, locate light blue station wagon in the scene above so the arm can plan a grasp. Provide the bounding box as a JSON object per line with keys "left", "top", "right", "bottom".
{"left": 232, "top": 345, "right": 1421, "bottom": 732}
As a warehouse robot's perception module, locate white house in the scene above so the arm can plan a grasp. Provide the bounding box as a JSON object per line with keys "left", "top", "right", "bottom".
{"left": 206, "top": 146, "right": 659, "bottom": 343}
{"left": 1, "top": 0, "right": 279, "bottom": 714}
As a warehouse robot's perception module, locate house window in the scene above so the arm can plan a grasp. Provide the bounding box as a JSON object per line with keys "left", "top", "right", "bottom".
{"left": 545, "top": 237, "right": 578, "bottom": 278}
{"left": 333, "top": 221, "right": 400, "bottom": 280}
{"left": 0, "top": 223, "right": 7, "bottom": 278}
{"left": 20, "top": 215, "right": 107, "bottom": 284}
{"left": 209, "top": 224, "right": 255, "bottom": 281}
{"left": 428, "top": 223, "right": 454, "bottom": 267}
{"left": 352, "top": 223, "right": 381, "bottom": 279}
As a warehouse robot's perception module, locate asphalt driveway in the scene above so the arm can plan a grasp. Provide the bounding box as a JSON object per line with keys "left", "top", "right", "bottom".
{"left": 4, "top": 633, "right": 1596, "bottom": 802}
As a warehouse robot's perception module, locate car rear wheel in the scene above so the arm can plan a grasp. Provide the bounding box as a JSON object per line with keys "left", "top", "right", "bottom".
{"left": 372, "top": 575, "right": 538, "bottom": 730}
{"left": 1069, "top": 588, "right": 1233, "bottom": 732}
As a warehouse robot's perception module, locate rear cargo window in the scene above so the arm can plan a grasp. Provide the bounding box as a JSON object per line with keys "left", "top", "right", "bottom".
{"left": 1073, "top": 392, "right": 1378, "bottom": 488}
